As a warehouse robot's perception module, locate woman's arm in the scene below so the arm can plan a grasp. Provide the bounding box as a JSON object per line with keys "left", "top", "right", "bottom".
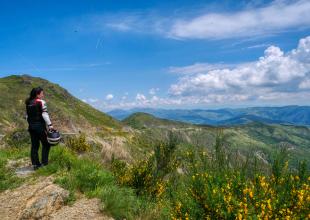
{"left": 41, "top": 100, "right": 53, "bottom": 128}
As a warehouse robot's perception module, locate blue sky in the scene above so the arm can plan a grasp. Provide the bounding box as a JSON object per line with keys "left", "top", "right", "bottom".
{"left": 0, "top": 0, "right": 310, "bottom": 111}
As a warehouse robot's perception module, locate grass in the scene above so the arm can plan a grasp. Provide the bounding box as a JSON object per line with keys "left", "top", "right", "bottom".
{"left": 1, "top": 128, "right": 309, "bottom": 219}
{"left": 33, "top": 145, "right": 164, "bottom": 220}
{"left": 0, "top": 147, "right": 29, "bottom": 192}
{"left": 112, "top": 133, "right": 310, "bottom": 219}
{"left": 0, "top": 142, "right": 164, "bottom": 219}
{"left": 0, "top": 75, "right": 122, "bottom": 134}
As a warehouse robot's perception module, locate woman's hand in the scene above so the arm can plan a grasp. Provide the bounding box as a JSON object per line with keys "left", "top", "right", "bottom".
{"left": 48, "top": 125, "right": 54, "bottom": 131}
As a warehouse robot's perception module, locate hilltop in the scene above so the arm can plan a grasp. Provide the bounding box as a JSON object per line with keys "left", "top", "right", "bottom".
{"left": 0, "top": 75, "right": 130, "bottom": 162}
{"left": 123, "top": 112, "right": 191, "bottom": 129}
{"left": 0, "top": 75, "right": 121, "bottom": 134}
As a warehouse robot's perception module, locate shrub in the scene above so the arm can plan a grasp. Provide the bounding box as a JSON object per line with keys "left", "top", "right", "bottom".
{"left": 112, "top": 133, "right": 179, "bottom": 198}
{"left": 65, "top": 133, "right": 91, "bottom": 153}
{"left": 113, "top": 131, "right": 310, "bottom": 219}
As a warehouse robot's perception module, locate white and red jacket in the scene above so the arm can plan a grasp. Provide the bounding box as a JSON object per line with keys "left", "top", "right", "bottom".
{"left": 26, "top": 98, "right": 52, "bottom": 131}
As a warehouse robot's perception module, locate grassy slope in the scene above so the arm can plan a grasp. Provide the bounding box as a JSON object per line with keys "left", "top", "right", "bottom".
{"left": 123, "top": 112, "right": 190, "bottom": 129}
{"left": 123, "top": 113, "right": 310, "bottom": 166}
{"left": 0, "top": 75, "right": 121, "bottom": 134}
{"left": 0, "top": 145, "right": 165, "bottom": 220}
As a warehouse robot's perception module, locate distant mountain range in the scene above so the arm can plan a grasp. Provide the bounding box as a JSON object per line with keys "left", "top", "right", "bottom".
{"left": 108, "top": 106, "right": 310, "bottom": 126}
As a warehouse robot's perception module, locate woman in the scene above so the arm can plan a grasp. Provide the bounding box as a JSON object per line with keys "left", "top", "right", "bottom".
{"left": 25, "top": 87, "right": 53, "bottom": 170}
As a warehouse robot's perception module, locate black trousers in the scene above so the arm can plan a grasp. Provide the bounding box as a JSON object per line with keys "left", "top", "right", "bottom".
{"left": 29, "top": 129, "right": 51, "bottom": 166}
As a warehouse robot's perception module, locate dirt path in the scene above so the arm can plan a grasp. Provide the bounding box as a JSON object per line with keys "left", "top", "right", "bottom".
{"left": 0, "top": 159, "right": 113, "bottom": 220}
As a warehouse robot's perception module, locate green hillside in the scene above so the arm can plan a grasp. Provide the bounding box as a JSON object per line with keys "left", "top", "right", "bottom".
{"left": 0, "top": 75, "right": 121, "bottom": 134}
{"left": 124, "top": 113, "right": 310, "bottom": 166}
{"left": 123, "top": 112, "right": 190, "bottom": 129}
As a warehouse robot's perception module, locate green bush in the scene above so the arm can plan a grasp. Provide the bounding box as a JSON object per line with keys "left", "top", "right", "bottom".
{"left": 64, "top": 134, "right": 91, "bottom": 153}
{"left": 112, "top": 133, "right": 179, "bottom": 198}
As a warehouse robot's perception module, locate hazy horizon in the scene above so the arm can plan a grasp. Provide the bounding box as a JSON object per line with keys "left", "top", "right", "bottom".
{"left": 105, "top": 104, "right": 310, "bottom": 112}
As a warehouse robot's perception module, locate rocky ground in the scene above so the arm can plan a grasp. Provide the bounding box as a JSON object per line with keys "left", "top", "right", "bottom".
{"left": 0, "top": 158, "right": 113, "bottom": 220}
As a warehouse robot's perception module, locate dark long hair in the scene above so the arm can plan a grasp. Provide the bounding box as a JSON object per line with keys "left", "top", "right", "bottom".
{"left": 25, "top": 87, "right": 43, "bottom": 105}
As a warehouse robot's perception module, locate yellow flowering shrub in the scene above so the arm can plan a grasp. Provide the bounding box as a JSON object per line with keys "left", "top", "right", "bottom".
{"left": 112, "top": 133, "right": 309, "bottom": 219}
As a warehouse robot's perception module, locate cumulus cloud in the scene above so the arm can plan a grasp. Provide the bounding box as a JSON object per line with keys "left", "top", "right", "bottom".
{"left": 169, "top": 63, "right": 238, "bottom": 75}
{"left": 169, "top": 36, "right": 310, "bottom": 104}
{"left": 85, "top": 36, "right": 310, "bottom": 111}
{"left": 105, "top": 94, "right": 114, "bottom": 100}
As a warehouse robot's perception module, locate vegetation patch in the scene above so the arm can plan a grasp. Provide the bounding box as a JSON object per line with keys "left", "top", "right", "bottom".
{"left": 34, "top": 146, "right": 164, "bottom": 220}
{"left": 0, "top": 147, "right": 29, "bottom": 192}
{"left": 112, "top": 133, "right": 310, "bottom": 219}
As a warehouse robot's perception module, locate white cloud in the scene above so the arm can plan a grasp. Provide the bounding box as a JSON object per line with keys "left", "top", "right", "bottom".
{"left": 89, "top": 12, "right": 168, "bottom": 36}
{"left": 87, "top": 98, "right": 99, "bottom": 103}
{"left": 105, "top": 94, "right": 114, "bottom": 100}
{"left": 169, "top": 63, "right": 238, "bottom": 75}
{"left": 246, "top": 43, "right": 272, "bottom": 49}
{"left": 135, "top": 93, "right": 147, "bottom": 102}
{"left": 106, "top": 23, "right": 132, "bottom": 32}
{"left": 88, "top": 1, "right": 310, "bottom": 40}
{"left": 108, "top": 96, "right": 183, "bottom": 110}
{"left": 86, "top": 36, "right": 310, "bottom": 111}
{"left": 299, "top": 79, "right": 310, "bottom": 89}
{"left": 169, "top": 36, "right": 310, "bottom": 103}
{"left": 168, "top": 0, "right": 310, "bottom": 39}
{"left": 149, "top": 88, "right": 159, "bottom": 95}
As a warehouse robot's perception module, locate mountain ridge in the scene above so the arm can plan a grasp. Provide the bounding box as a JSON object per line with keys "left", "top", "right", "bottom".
{"left": 122, "top": 111, "right": 310, "bottom": 166}
{"left": 108, "top": 106, "right": 310, "bottom": 126}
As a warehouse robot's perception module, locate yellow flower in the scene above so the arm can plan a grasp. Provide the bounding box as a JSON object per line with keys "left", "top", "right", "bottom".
{"left": 267, "top": 199, "right": 272, "bottom": 210}
{"left": 237, "top": 213, "right": 242, "bottom": 220}
{"left": 185, "top": 212, "right": 189, "bottom": 220}
{"left": 249, "top": 191, "right": 254, "bottom": 199}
